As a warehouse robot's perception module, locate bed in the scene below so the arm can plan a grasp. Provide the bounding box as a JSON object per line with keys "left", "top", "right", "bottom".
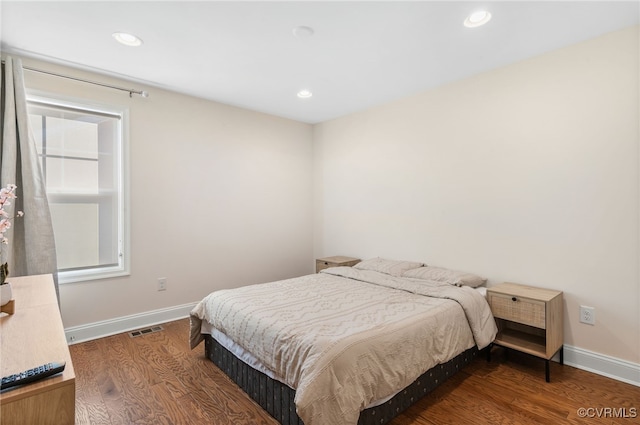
{"left": 190, "top": 258, "right": 497, "bottom": 425}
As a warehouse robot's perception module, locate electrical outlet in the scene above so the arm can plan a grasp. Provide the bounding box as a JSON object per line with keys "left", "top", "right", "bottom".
{"left": 158, "top": 277, "right": 167, "bottom": 291}
{"left": 580, "top": 305, "right": 595, "bottom": 325}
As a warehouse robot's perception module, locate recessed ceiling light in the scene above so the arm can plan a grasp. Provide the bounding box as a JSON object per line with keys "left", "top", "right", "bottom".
{"left": 112, "top": 32, "right": 143, "bottom": 47}
{"left": 297, "top": 90, "right": 313, "bottom": 99}
{"left": 464, "top": 11, "right": 492, "bottom": 28}
{"left": 292, "top": 26, "right": 314, "bottom": 38}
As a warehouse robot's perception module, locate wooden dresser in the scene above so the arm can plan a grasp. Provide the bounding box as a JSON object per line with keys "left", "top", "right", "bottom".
{"left": 0, "top": 274, "right": 75, "bottom": 424}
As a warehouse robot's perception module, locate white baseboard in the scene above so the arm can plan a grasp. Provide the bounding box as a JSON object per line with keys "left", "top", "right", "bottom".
{"left": 64, "top": 302, "right": 197, "bottom": 345}
{"left": 563, "top": 345, "right": 640, "bottom": 387}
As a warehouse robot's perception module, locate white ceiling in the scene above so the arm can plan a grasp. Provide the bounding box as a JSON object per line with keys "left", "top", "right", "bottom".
{"left": 1, "top": 1, "right": 638, "bottom": 124}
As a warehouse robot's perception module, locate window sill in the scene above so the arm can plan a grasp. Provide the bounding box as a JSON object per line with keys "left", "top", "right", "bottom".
{"left": 59, "top": 268, "right": 130, "bottom": 284}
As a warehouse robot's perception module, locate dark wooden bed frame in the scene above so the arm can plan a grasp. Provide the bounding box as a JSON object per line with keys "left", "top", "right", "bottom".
{"left": 204, "top": 335, "right": 480, "bottom": 425}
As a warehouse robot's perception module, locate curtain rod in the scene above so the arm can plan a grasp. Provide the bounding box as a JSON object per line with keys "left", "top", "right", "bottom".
{"left": 2, "top": 60, "right": 149, "bottom": 98}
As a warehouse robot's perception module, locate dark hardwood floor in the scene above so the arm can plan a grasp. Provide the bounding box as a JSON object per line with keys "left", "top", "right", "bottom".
{"left": 69, "top": 319, "right": 640, "bottom": 425}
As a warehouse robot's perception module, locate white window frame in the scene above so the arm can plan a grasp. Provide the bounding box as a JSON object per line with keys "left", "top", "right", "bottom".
{"left": 27, "top": 92, "right": 130, "bottom": 284}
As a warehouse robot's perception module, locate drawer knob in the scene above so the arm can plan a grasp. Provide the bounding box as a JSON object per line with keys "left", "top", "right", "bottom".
{"left": 324, "top": 262, "right": 329, "bottom": 265}
{"left": 511, "top": 297, "right": 517, "bottom": 302}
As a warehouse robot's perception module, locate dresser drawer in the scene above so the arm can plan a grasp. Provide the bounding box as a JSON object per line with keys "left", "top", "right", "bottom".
{"left": 488, "top": 292, "right": 546, "bottom": 329}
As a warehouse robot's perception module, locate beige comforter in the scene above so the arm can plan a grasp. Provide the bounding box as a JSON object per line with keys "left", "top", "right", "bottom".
{"left": 190, "top": 267, "right": 497, "bottom": 425}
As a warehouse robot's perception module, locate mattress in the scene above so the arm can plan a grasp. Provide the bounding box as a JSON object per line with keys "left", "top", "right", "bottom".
{"left": 199, "top": 283, "right": 489, "bottom": 408}
{"left": 190, "top": 266, "right": 497, "bottom": 425}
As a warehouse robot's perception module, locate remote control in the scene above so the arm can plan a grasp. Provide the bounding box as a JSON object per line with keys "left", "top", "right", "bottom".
{"left": 1, "top": 361, "right": 66, "bottom": 390}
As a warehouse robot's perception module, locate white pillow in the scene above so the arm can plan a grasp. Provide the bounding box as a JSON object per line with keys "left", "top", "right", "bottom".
{"left": 354, "top": 257, "right": 423, "bottom": 277}
{"left": 403, "top": 266, "right": 486, "bottom": 288}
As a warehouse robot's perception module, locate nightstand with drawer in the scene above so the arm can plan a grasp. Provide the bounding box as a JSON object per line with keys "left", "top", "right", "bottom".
{"left": 315, "top": 256, "right": 361, "bottom": 273}
{"left": 486, "top": 282, "right": 563, "bottom": 382}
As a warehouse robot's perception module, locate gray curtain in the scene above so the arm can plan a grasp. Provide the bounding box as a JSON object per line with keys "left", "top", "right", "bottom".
{"left": 0, "top": 56, "right": 59, "bottom": 303}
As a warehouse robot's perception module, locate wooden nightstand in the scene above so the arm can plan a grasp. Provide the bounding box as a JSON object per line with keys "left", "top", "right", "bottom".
{"left": 315, "top": 256, "right": 361, "bottom": 273}
{"left": 486, "top": 282, "right": 563, "bottom": 382}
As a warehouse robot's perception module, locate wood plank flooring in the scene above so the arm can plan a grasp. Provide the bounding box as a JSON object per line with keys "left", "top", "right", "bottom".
{"left": 69, "top": 319, "right": 640, "bottom": 425}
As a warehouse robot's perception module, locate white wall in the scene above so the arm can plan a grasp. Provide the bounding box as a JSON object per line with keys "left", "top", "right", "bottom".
{"left": 7, "top": 25, "right": 639, "bottom": 370}
{"left": 16, "top": 56, "right": 314, "bottom": 329}
{"left": 313, "top": 26, "right": 639, "bottom": 364}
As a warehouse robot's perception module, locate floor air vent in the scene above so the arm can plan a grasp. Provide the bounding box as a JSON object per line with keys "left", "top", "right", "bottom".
{"left": 129, "top": 325, "right": 164, "bottom": 338}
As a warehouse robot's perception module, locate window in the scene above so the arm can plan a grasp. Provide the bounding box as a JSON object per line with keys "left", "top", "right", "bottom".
{"left": 27, "top": 95, "right": 129, "bottom": 283}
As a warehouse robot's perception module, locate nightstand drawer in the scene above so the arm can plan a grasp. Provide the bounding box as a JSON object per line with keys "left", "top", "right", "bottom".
{"left": 316, "top": 260, "right": 335, "bottom": 273}
{"left": 315, "top": 256, "right": 360, "bottom": 273}
{"left": 488, "top": 292, "right": 546, "bottom": 329}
